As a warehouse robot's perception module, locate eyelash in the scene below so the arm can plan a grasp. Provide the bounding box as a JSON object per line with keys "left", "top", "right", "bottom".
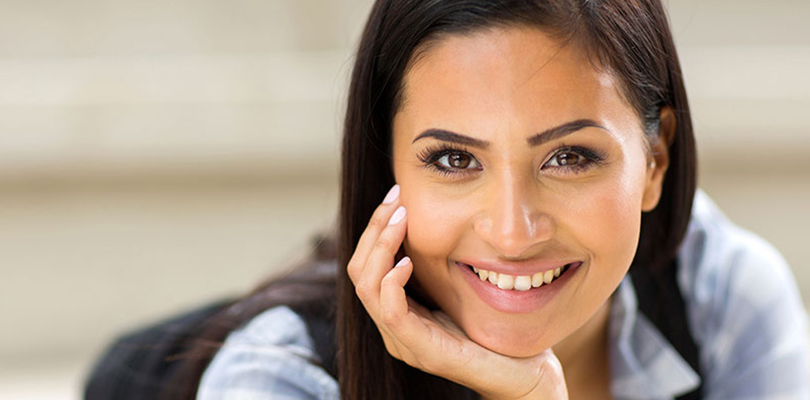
{"left": 545, "top": 144, "right": 605, "bottom": 174}
{"left": 416, "top": 144, "right": 479, "bottom": 177}
{"left": 416, "top": 144, "right": 605, "bottom": 177}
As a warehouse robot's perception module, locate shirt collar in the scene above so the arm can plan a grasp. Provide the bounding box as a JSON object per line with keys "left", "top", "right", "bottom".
{"left": 608, "top": 277, "right": 701, "bottom": 400}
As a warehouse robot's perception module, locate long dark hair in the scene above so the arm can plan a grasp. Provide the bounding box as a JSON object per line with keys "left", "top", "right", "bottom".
{"left": 338, "top": 1, "right": 695, "bottom": 399}
{"left": 172, "top": 1, "right": 697, "bottom": 399}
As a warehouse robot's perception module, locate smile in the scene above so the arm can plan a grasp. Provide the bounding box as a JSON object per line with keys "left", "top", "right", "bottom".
{"left": 457, "top": 262, "right": 578, "bottom": 291}
{"left": 455, "top": 260, "right": 583, "bottom": 313}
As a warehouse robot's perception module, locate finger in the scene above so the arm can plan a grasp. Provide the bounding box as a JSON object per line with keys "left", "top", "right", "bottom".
{"left": 347, "top": 184, "right": 400, "bottom": 283}
{"left": 378, "top": 256, "right": 413, "bottom": 327}
{"left": 380, "top": 273, "right": 458, "bottom": 362}
{"left": 466, "top": 349, "right": 567, "bottom": 400}
{"left": 375, "top": 257, "right": 426, "bottom": 363}
{"left": 534, "top": 349, "right": 568, "bottom": 400}
{"left": 376, "top": 258, "right": 437, "bottom": 366}
{"left": 354, "top": 205, "right": 408, "bottom": 308}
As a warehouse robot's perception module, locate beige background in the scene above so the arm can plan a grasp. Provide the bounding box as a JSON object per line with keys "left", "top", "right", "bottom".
{"left": 0, "top": 0, "right": 808, "bottom": 398}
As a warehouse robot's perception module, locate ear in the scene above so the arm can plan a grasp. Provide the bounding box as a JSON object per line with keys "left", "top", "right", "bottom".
{"left": 641, "top": 106, "right": 676, "bottom": 212}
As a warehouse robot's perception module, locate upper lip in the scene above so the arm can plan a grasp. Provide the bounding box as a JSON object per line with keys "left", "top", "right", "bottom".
{"left": 456, "top": 258, "right": 580, "bottom": 276}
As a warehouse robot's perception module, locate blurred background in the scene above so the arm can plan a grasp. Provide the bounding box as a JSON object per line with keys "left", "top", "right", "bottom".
{"left": 0, "top": 0, "right": 808, "bottom": 398}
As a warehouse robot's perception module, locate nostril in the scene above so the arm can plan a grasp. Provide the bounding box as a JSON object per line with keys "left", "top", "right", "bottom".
{"left": 472, "top": 213, "right": 556, "bottom": 259}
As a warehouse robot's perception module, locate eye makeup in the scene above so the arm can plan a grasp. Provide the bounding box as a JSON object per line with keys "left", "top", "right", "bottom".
{"left": 416, "top": 143, "right": 482, "bottom": 177}
{"left": 416, "top": 142, "right": 607, "bottom": 178}
{"left": 540, "top": 145, "right": 606, "bottom": 175}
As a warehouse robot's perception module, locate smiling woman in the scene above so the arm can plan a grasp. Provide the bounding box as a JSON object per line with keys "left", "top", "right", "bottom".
{"left": 85, "top": 1, "right": 809, "bottom": 400}
{"left": 392, "top": 28, "right": 654, "bottom": 363}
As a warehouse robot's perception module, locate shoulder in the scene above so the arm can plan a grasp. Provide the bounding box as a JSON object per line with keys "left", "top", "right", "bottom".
{"left": 677, "top": 190, "right": 809, "bottom": 397}
{"left": 678, "top": 190, "right": 803, "bottom": 326}
{"left": 197, "top": 305, "right": 339, "bottom": 400}
{"left": 679, "top": 191, "right": 795, "bottom": 307}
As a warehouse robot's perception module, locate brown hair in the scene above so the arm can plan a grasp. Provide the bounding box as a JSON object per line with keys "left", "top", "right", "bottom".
{"left": 171, "top": 1, "right": 697, "bottom": 399}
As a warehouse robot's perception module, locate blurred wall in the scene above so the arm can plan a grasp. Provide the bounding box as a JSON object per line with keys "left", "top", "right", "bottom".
{"left": 0, "top": 0, "right": 808, "bottom": 398}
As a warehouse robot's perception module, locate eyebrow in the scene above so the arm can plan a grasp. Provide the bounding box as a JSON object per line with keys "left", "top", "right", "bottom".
{"left": 412, "top": 119, "right": 608, "bottom": 148}
{"left": 527, "top": 119, "right": 608, "bottom": 147}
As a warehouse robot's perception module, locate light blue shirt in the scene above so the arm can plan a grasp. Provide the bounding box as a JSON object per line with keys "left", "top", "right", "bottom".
{"left": 197, "top": 191, "right": 809, "bottom": 400}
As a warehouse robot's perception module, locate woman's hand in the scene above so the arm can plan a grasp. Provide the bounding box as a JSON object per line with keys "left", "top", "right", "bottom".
{"left": 346, "top": 185, "right": 569, "bottom": 400}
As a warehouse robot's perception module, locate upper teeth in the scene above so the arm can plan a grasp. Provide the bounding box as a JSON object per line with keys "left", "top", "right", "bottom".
{"left": 472, "top": 265, "right": 564, "bottom": 291}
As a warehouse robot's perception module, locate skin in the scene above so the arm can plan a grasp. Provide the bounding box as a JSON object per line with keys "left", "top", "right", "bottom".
{"left": 349, "top": 26, "right": 673, "bottom": 399}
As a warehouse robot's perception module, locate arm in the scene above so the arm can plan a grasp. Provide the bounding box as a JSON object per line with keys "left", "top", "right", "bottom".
{"left": 196, "top": 306, "right": 339, "bottom": 400}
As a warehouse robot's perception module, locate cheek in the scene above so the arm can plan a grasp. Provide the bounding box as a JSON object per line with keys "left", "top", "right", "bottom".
{"left": 574, "top": 163, "right": 647, "bottom": 279}
{"left": 400, "top": 188, "right": 466, "bottom": 263}
{"left": 398, "top": 186, "right": 472, "bottom": 309}
{"left": 592, "top": 186, "right": 641, "bottom": 258}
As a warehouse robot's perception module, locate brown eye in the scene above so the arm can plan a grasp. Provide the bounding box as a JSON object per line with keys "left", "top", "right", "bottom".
{"left": 547, "top": 151, "right": 586, "bottom": 167}
{"left": 540, "top": 146, "right": 603, "bottom": 174}
{"left": 449, "top": 153, "right": 471, "bottom": 168}
{"left": 437, "top": 151, "right": 481, "bottom": 170}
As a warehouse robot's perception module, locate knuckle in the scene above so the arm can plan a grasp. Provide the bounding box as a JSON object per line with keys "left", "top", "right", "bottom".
{"left": 379, "top": 272, "right": 394, "bottom": 289}
{"left": 382, "top": 340, "right": 402, "bottom": 361}
{"left": 380, "top": 273, "right": 404, "bottom": 296}
{"left": 346, "top": 259, "right": 361, "bottom": 280}
{"left": 380, "top": 307, "right": 400, "bottom": 326}
{"left": 367, "top": 213, "right": 387, "bottom": 230}
{"left": 354, "top": 280, "right": 374, "bottom": 299}
{"left": 373, "top": 237, "right": 395, "bottom": 252}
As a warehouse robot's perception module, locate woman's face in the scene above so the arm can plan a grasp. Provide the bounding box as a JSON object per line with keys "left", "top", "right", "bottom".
{"left": 391, "top": 26, "right": 668, "bottom": 357}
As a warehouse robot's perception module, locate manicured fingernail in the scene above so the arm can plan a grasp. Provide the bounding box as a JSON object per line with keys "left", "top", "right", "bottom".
{"left": 395, "top": 256, "right": 410, "bottom": 267}
{"left": 382, "top": 185, "right": 400, "bottom": 204}
{"left": 388, "top": 206, "right": 406, "bottom": 225}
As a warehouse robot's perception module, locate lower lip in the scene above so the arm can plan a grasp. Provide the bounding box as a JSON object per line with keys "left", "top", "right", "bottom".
{"left": 456, "top": 261, "right": 581, "bottom": 314}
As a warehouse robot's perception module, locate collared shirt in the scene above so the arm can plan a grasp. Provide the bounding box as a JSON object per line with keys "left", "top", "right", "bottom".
{"left": 197, "top": 191, "right": 809, "bottom": 400}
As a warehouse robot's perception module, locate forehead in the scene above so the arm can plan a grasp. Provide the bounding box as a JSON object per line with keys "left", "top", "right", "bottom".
{"left": 395, "top": 27, "right": 639, "bottom": 141}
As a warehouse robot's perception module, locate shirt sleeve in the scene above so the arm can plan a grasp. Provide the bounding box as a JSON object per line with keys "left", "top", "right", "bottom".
{"left": 683, "top": 212, "right": 810, "bottom": 400}
{"left": 196, "top": 306, "right": 340, "bottom": 400}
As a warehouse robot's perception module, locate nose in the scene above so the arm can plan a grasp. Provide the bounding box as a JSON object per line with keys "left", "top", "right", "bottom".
{"left": 473, "top": 173, "right": 555, "bottom": 258}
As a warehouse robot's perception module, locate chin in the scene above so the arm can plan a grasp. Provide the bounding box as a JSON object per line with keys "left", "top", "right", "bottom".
{"left": 464, "top": 321, "right": 553, "bottom": 358}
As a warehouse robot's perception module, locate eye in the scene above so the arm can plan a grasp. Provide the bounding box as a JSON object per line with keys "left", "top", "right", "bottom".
{"left": 541, "top": 146, "right": 604, "bottom": 173}
{"left": 545, "top": 151, "right": 587, "bottom": 167}
{"left": 417, "top": 145, "right": 483, "bottom": 176}
{"left": 437, "top": 152, "right": 480, "bottom": 170}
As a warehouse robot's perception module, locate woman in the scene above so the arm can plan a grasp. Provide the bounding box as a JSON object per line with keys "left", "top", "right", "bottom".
{"left": 85, "top": 0, "right": 808, "bottom": 399}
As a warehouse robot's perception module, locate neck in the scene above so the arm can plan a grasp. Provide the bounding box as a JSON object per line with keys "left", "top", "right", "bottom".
{"left": 552, "top": 299, "right": 612, "bottom": 396}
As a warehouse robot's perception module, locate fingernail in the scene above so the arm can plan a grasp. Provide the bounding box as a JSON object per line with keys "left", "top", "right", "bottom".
{"left": 388, "top": 206, "right": 406, "bottom": 225}
{"left": 382, "top": 185, "right": 400, "bottom": 204}
{"left": 395, "top": 256, "right": 410, "bottom": 267}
